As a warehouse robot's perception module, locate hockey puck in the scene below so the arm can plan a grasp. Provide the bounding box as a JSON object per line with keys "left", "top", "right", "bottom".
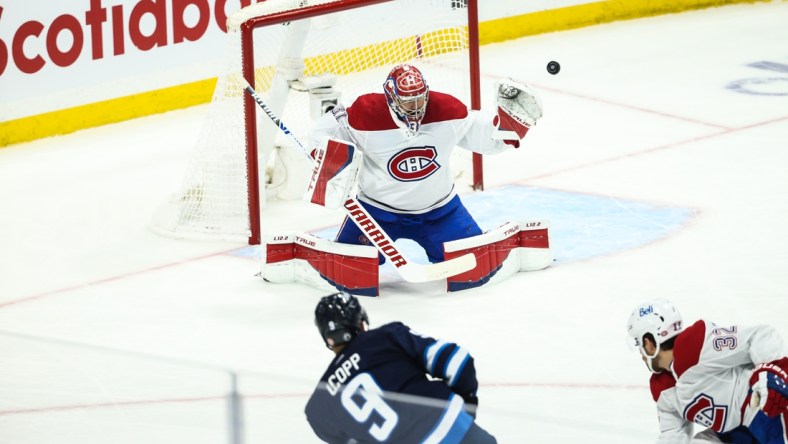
{"left": 547, "top": 61, "right": 560, "bottom": 75}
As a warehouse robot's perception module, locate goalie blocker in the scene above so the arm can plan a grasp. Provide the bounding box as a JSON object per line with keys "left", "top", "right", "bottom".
{"left": 304, "top": 138, "right": 362, "bottom": 209}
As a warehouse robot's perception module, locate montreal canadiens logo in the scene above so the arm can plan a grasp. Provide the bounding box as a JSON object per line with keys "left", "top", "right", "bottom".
{"left": 683, "top": 394, "right": 728, "bottom": 432}
{"left": 397, "top": 72, "right": 425, "bottom": 93}
{"left": 387, "top": 147, "right": 440, "bottom": 181}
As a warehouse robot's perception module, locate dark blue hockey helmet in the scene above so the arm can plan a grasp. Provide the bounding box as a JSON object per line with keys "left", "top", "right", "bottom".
{"left": 314, "top": 292, "right": 369, "bottom": 350}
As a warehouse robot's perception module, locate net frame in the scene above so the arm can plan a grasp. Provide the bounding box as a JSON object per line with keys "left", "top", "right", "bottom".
{"left": 241, "top": 0, "right": 481, "bottom": 244}
{"left": 153, "top": 0, "right": 481, "bottom": 245}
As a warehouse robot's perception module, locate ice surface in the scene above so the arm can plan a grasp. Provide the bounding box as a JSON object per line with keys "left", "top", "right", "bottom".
{"left": 1, "top": 3, "right": 787, "bottom": 443}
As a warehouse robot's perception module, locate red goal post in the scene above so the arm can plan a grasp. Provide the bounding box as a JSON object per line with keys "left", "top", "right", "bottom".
{"left": 152, "top": 0, "right": 482, "bottom": 245}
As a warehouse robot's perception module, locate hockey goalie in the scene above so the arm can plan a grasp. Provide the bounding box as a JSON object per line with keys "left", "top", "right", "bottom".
{"left": 262, "top": 64, "right": 552, "bottom": 295}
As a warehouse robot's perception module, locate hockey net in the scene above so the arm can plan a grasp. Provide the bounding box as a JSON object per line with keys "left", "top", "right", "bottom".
{"left": 151, "top": 0, "right": 481, "bottom": 244}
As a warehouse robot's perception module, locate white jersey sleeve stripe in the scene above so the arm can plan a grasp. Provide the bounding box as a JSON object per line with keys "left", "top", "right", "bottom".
{"left": 424, "top": 340, "right": 448, "bottom": 374}
{"left": 444, "top": 347, "right": 470, "bottom": 387}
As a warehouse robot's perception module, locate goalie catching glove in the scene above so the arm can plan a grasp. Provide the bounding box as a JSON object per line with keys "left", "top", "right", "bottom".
{"left": 492, "top": 78, "right": 543, "bottom": 147}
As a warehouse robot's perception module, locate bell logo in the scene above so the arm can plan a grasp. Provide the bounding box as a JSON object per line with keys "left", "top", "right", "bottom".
{"left": 639, "top": 305, "right": 654, "bottom": 317}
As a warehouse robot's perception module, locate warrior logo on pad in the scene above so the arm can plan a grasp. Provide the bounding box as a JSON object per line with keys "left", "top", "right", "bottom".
{"left": 387, "top": 147, "right": 440, "bottom": 181}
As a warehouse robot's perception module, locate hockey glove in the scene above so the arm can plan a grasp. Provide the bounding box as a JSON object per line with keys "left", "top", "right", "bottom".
{"left": 492, "top": 78, "right": 543, "bottom": 147}
{"left": 749, "top": 360, "right": 788, "bottom": 417}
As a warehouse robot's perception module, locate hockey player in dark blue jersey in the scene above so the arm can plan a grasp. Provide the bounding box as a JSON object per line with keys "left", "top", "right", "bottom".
{"left": 305, "top": 292, "right": 497, "bottom": 444}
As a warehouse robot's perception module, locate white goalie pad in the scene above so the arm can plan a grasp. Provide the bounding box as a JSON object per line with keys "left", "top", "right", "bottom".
{"left": 444, "top": 220, "right": 552, "bottom": 292}
{"left": 261, "top": 232, "right": 380, "bottom": 296}
{"left": 304, "top": 138, "right": 362, "bottom": 209}
{"left": 492, "top": 78, "right": 544, "bottom": 141}
{"left": 518, "top": 220, "right": 553, "bottom": 271}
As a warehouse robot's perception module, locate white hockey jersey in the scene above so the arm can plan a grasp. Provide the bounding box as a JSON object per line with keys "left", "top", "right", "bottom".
{"left": 308, "top": 91, "right": 510, "bottom": 214}
{"left": 650, "top": 320, "right": 788, "bottom": 443}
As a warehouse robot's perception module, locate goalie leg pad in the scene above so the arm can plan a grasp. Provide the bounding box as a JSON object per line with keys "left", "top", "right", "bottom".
{"left": 304, "top": 138, "right": 362, "bottom": 209}
{"left": 262, "top": 232, "right": 380, "bottom": 296}
{"left": 443, "top": 220, "right": 552, "bottom": 292}
{"left": 518, "top": 220, "right": 553, "bottom": 271}
{"left": 444, "top": 222, "right": 522, "bottom": 292}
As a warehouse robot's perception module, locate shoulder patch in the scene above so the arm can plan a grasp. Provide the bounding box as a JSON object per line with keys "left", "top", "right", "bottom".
{"left": 347, "top": 93, "right": 399, "bottom": 131}
{"left": 422, "top": 91, "right": 469, "bottom": 124}
{"left": 650, "top": 371, "right": 676, "bottom": 402}
{"left": 672, "top": 320, "right": 707, "bottom": 378}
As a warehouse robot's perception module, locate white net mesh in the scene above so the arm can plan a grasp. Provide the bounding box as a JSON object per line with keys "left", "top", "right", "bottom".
{"left": 152, "top": 0, "right": 476, "bottom": 242}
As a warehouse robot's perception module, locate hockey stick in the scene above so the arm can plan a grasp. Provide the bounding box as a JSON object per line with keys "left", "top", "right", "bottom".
{"left": 243, "top": 84, "right": 477, "bottom": 282}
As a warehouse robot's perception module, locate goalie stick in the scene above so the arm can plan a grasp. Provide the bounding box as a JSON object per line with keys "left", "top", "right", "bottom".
{"left": 244, "top": 84, "right": 477, "bottom": 283}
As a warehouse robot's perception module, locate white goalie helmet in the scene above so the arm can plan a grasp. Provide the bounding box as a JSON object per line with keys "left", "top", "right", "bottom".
{"left": 627, "top": 299, "right": 683, "bottom": 370}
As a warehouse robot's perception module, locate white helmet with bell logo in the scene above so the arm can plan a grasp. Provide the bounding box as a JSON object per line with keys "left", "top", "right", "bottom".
{"left": 627, "top": 298, "right": 683, "bottom": 372}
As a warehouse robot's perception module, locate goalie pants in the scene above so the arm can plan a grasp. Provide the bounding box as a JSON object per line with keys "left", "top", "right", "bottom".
{"left": 336, "top": 195, "right": 482, "bottom": 264}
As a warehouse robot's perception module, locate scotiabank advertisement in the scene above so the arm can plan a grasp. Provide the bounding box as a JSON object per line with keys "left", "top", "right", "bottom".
{"left": 0, "top": 0, "right": 589, "bottom": 123}
{"left": 0, "top": 0, "right": 257, "bottom": 121}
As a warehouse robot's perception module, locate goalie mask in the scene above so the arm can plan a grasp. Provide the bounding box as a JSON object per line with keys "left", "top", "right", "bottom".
{"left": 626, "top": 298, "right": 683, "bottom": 373}
{"left": 314, "top": 292, "right": 369, "bottom": 350}
{"left": 383, "top": 64, "right": 429, "bottom": 134}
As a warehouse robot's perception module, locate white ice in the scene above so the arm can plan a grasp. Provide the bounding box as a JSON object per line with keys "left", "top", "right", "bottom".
{"left": 1, "top": 3, "right": 788, "bottom": 443}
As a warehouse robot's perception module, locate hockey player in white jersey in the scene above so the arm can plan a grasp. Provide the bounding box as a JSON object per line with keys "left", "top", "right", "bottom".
{"left": 627, "top": 299, "right": 788, "bottom": 443}
{"left": 303, "top": 63, "right": 550, "bottom": 291}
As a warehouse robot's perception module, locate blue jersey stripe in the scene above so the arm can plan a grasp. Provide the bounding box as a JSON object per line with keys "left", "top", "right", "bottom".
{"left": 420, "top": 394, "right": 472, "bottom": 444}
{"left": 440, "top": 409, "right": 474, "bottom": 444}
